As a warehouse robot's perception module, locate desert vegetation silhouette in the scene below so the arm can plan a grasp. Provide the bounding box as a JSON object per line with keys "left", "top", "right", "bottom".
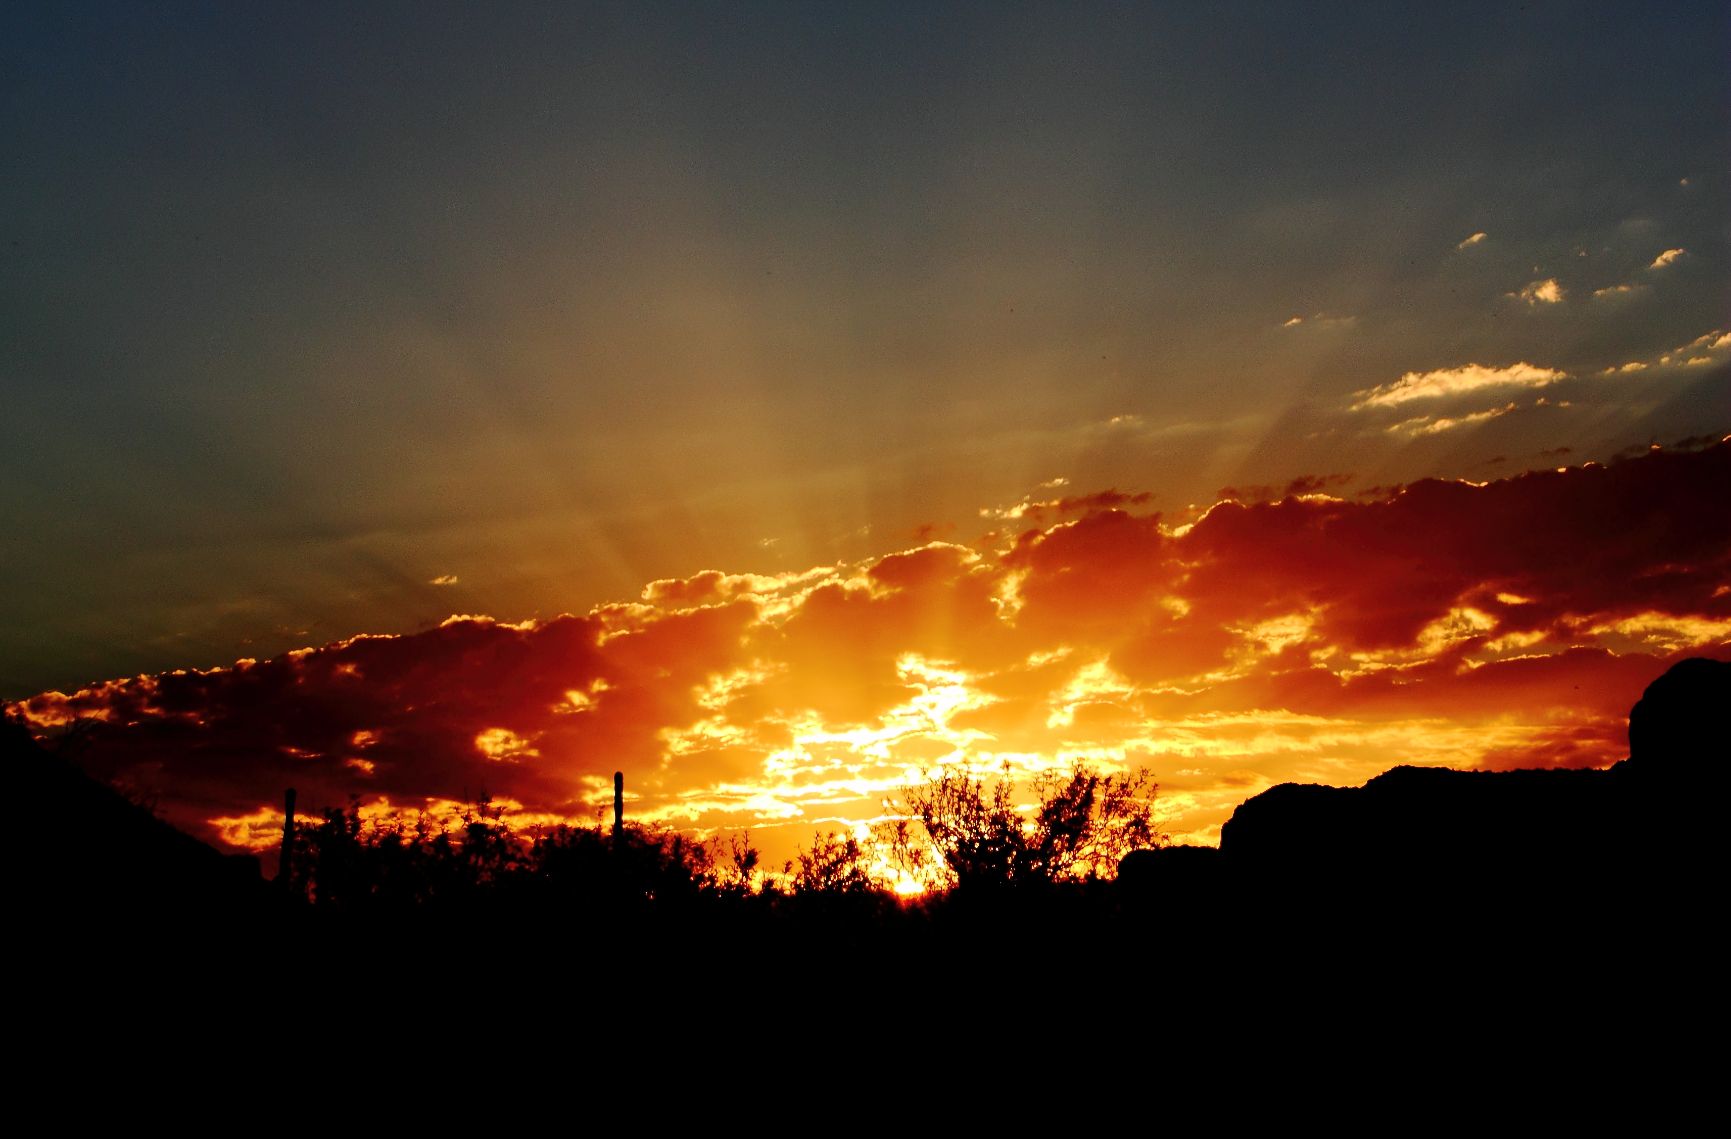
{"left": 8, "top": 656, "right": 1724, "bottom": 980}
{"left": 276, "top": 759, "right": 1165, "bottom": 920}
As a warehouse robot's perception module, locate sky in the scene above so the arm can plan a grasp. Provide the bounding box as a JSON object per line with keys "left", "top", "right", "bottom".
{"left": 3, "top": 3, "right": 1727, "bottom": 870}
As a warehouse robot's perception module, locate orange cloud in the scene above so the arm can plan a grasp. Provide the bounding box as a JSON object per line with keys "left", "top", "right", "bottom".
{"left": 12, "top": 444, "right": 1729, "bottom": 866}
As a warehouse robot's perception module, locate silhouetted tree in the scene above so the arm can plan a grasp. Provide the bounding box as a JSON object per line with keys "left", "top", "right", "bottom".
{"left": 880, "top": 762, "right": 1165, "bottom": 892}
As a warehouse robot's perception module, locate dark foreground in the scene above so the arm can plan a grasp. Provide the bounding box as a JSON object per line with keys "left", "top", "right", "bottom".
{"left": 7, "top": 658, "right": 1723, "bottom": 1081}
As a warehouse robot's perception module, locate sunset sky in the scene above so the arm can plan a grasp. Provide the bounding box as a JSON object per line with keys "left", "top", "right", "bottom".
{"left": 3, "top": 4, "right": 1727, "bottom": 869}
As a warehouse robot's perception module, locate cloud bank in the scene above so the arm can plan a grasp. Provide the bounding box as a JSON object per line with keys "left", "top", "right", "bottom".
{"left": 14, "top": 444, "right": 1730, "bottom": 860}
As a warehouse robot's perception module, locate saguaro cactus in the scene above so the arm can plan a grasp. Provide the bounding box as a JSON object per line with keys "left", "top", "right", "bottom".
{"left": 279, "top": 787, "right": 297, "bottom": 891}
{"left": 613, "top": 771, "right": 624, "bottom": 840}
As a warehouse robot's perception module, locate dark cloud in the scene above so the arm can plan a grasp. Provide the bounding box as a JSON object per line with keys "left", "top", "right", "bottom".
{"left": 1216, "top": 474, "right": 1352, "bottom": 503}
{"left": 1054, "top": 490, "right": 1154, "bottom": 514}
{"left": 1180, "top": 444, "right": 1730, "bottom": 652}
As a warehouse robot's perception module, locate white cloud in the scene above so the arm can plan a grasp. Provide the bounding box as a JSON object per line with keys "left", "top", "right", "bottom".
{"left": 1648, "top": 248, "right": 1686, "bottom": 270}
{"left": 429, "top": 574, "right": 459, "bottom": 586}
{"left": 1592, "top": 283, "right": 1642, "bottom": 299}
{"left": 1283, "top": 316, "right": 1304, "bottom": 327}
{"left": 1674, "top": 329, "right": 1731, "bottom": 353}
{"left": 1351, "top": 362, "right": 1568, "bottom": 410}
{"left": 1387, "top": 402, "right": 1518, "bottom": 437}
{"left": 1456, "top": 232, "right": 1487, "bottom": 250}
{"left": 1592, "top": 329, "right": 1728, "bottom": 376}
{"left": 1511, "top": 278, "right": 1564, "bottom": 305}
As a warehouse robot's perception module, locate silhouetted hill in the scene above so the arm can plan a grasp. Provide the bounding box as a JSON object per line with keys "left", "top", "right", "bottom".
{"left": 4, "top": 716, "right": 270, "bottom": 924}
{"left": 1221, "top": 764, "right": 1624, "bottom": 874}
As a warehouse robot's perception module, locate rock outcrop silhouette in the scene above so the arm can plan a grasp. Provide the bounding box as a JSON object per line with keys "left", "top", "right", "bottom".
{"left": 1215, "top": 655, "right": 1727, "bottom": 913}
{"left": 1626, "top": 655, "right": 1724, "bottom": 777}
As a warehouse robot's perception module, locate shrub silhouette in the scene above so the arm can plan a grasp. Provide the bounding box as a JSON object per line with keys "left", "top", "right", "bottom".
{"left": 786, "top": 830, "right": 880, "bottom": 896}
{"left": 288, "top": 796, "right": 760, "bottom": 915}
{"left": 283, "top": 763, "right": 1165, "bottom": 916}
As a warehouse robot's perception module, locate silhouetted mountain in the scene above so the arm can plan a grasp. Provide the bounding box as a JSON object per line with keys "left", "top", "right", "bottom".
{"left": 4, "top": 716, "right": 270, "bottom": 924}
